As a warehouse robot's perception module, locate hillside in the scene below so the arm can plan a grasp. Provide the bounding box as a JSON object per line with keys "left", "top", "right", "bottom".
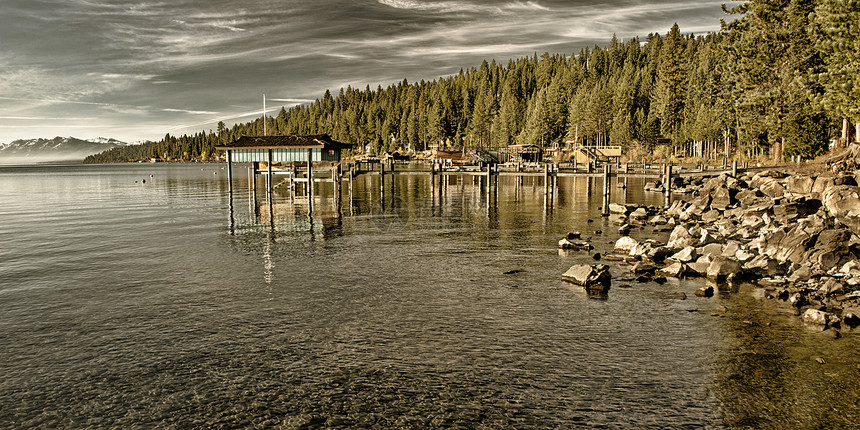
{"left": 0, "top": 137, "right": 126, "bottom": 164}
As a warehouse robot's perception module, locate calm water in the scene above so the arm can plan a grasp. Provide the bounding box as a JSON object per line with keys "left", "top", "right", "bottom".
{"left": 0, "top": 164, "right": 857, "bottom": 429}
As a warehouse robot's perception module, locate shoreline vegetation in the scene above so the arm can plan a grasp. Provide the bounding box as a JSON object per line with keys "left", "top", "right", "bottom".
{"left": 85, "top": 1, "right": 859, "bottom": 167}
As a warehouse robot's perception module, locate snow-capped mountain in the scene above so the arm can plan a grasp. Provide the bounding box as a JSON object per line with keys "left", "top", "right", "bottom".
{"left": 0, "top": 136, "right": 127, "bottom": 163}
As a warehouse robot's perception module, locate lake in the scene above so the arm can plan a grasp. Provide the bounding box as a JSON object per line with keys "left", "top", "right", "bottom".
{"left": 0, "top": 163, "right": 857, "bottom": 428}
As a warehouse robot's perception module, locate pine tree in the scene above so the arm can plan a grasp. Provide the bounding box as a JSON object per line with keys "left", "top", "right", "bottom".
{"left": 813, "top": 0, "right": 860, "bottom": 145}
{"left": 652, "top": 23, "right": 687, "bottom": 149}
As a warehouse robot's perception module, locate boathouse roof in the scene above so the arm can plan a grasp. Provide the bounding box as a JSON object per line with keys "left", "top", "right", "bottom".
{"left": 216, "top": 134, "right": 351, "bottom": 150}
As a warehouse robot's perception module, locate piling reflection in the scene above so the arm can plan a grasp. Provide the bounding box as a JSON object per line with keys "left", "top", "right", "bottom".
{"left": 218, "top": 168, "right": 858, "bottom": 427}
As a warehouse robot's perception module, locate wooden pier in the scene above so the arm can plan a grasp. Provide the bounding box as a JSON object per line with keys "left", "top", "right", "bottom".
{"left": 218, "top": 135, "right": 750, "bottom": 230}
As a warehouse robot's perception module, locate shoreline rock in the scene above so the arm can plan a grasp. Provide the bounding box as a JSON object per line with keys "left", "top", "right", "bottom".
{"left": 599, "top": 167, "right": 860, "bottom": 333}
{"left": 562, "top": 264, "right": 611, "bottom": 294}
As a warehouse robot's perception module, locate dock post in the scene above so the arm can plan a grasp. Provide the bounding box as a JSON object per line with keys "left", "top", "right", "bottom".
{"left": 266, "top": 149, "right": 273, "bottom": 196}
{"left": 226, "top": 150, "right": 233, "bottom": 191}
{"left": 602, "top": 164, "right": 610, "bottom": 216}
{"left": 333, "top": 166, "right": 340, "bottom": 212}
{"left": 544, "top": 163, "right": 549, "bottom": 195}
{"left": 380, "top": 160, "right": 385, "bottom": 197}
{"left": 290, "top": 165, "right": 297, "bottom": 201}
{"left": 731, "top": 160, "right": 737, "bottom": 177}
{"left": 252, "top": 162, "right": 258, "bottom": 196}
{"left": 664, "top": 163, "right": 672, "bottom": 207}
{"left": 307, "top": 148, "right": 313, "bottom": 215}
{"left": 485, "top": 164, "right": 491, "bottom": 195}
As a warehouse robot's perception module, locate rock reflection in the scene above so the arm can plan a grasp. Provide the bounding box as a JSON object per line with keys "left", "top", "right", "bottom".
{"left": 712, "top": 284, "right": 860, "bottom": 428}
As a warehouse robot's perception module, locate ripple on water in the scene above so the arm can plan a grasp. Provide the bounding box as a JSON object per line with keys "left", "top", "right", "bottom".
{"left": 0, "top": 165, "right": 857, "bottom": 428}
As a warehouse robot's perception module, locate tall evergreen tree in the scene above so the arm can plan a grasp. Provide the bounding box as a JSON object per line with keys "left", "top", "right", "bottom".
{"left": 652, "top": 23, "right": 687, "bottom": 150}
{"left": 813, "top": 0, "right": 860, "bottom": 145}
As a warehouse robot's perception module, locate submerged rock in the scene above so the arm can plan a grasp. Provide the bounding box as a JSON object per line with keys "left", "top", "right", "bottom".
{"left": 559, "top": 237, "right": 593, "bottom": 250}
{"left": 694, "top": 286, "right": 714, "bottom": 297}
{"left": 801, "top": 308, "right": 829, "bottom": 326}
{"left": 562, "top": 264, "right": 612, "bottom": 293}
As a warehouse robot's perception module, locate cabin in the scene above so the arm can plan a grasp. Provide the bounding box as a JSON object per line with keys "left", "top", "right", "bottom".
{"left": 216, "top": 134, "right": 351, "bottom": 171}
{"left": 506, "top": 144, "right": 543, "bottom": 163}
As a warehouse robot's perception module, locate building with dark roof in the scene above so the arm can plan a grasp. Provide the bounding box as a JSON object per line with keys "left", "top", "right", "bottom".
{"left": 215, "top": 134, "right": 351, "bottom": 165}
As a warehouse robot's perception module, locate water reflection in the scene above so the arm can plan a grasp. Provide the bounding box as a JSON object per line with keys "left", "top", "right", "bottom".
{"left": 713, "top": 284, "right": 860, "bottom": 428}
{"left": 1, "top": 164, "right": 858, "bottom": 428}
{"left": 219, "top": 169, "right": 859, "bottom": 428}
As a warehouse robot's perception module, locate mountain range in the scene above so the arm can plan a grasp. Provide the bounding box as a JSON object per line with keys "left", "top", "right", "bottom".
{"left": 0, "top": 137, "right": 128, "bottom": 163}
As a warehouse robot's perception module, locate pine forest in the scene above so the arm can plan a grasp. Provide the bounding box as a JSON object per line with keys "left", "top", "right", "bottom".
{"left": 85, "top": 0, "right": 860, "bottom": 164}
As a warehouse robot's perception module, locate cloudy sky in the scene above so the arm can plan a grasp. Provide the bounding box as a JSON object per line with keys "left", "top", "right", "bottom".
{"left": 0, "top": 0, "right": 728, "bottom": 143}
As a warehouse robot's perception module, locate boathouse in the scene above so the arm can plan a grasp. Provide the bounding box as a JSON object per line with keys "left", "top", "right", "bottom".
{"left": 216, "top": 134, "right": 350, "bottom": 169}
{"left": 216, "top": 134, "right": 352, "bottom": 208}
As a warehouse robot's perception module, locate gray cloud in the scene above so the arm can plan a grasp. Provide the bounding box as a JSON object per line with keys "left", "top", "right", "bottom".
{"left": 0, "top": 0, "right": 728, "bottom": 143}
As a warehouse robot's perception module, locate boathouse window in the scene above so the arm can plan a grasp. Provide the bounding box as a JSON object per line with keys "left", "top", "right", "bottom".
{"left": 328, "top": 150, "right": 335, "bottom": 156}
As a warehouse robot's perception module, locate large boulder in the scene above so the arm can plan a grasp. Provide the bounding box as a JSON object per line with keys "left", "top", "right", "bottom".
{"left": 710, "top": 186, "right": 733, "bottom": 210}
{"left": 614, "top": 236, "right": 639, "bottom": 253}
{"left": 689, "top": 194, "right": 712, "bottom": 211}
{"left": 630, "top": 207, "right": 649, "bottom": 219}
{"left": 707, "top": 256, "right": 742, "bottom": 280}
{"left": 687, "top": 260, "right": 711, "bottom": 277}
{"left": 700, "top": 243, "right": 724, "bottom": 258}
{"left": 562, "top": 264, "right": 612, "bottom": 293}
{"left": 736, "top": 189, "right": 765, "bottom": 208}
{"left": 665, "top": 200, "right": 688, "bottom": 217}
{"left": 801, "top": 309, "right": 828, "bottom": 326}
{"left": 608, "top": 203, "right": 629, "bottom": 214}
{"left": 773, "top": 198, "right": 821, "bottom": 221}
{"left": 667, "top": 225, "right": 697, "bottom": 249}
{"left": 805, "top": 228, "right": 853, "bottom": 268}
{"left": 759, "top": 178, "right": 787, "bottom": 198}
{"left": 670, "top": 246, "right": 697, "bottom": 263}
{"left": 786, "top": 175, "right": 815, "bottom": 195}
{"left": 656, "top": 262, "right": 687, "bottom": 278}
{"left": 765, "top": 224, "right": 821, "bottom": 264}
{"left": 744, "top": 254, "right": 785, "bottom": 277}
{"left": 632, "top": 261, "right": 658, "bottom": 275}
{"left": 715, "top": 219, "right": 739, "bottom": 238}
{"left": 812, "top": 176, "right": 836, "bottom": 195}
{"left": 822, "top": 185, "right": 860, "bottom": 234}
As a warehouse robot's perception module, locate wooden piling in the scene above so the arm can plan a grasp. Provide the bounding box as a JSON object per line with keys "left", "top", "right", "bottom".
{"left": 544, "top": 163, "right": 549, "bottom": 195}
{"left": 226, "top": 150, "right": 233, "bottom": 194}
{"left": 307, "top": 148, "right": 314, "bottom": 215}
{"left": 251, "top": 163, "right": 257, "bottom": 196}
{"left": 267, "top": 149, "right": 273, "bottom": 195}
{"left": 332, "top": 165, "right": 339, "bottom": 211}
{"left": 602, "top": 164, "right": 610, "bottom": 216}
{"left": 664, "top": 163, "right": 672, "bottom": 207}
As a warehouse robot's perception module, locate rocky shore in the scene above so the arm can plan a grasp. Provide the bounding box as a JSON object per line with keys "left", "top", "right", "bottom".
{"left": 562, "top": 162, "right": 860, "bottom": 339}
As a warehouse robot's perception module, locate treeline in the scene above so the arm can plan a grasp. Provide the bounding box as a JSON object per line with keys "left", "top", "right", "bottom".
{"left": 85, "top": 0, "right": 859, "bottom": 164}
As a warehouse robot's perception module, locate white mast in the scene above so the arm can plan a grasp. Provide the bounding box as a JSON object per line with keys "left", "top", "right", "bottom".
{"left": 262, "top": 93, "right": 267, "bottom": 136}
